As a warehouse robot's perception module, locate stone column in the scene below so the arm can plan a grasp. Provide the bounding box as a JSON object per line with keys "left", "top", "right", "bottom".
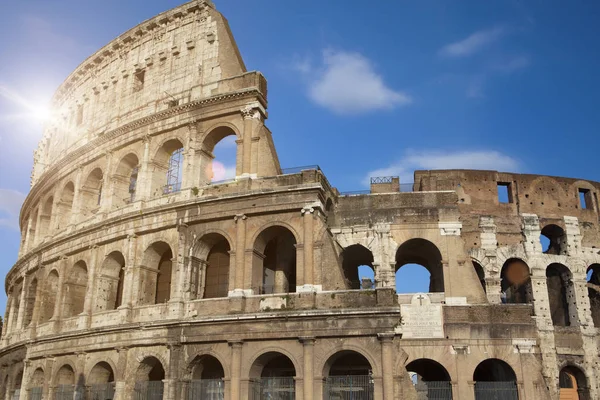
{"left": 4, "top": 295, "right": 14, "bottom": 337}
{"left": 241, "top": 107, "right": 255, "bottom": 177}
{"left": 137, "top": 136, "right": 152, "bottom": 200}
{"left": 378, "top": 333, "right": 395, "bottom": 400}
{"left": 23, "top": 217, "right": 33, "bottom": 254}
{"left": 173, "top": 223, "right": 189, "bottom": 303}
{"left": 182, "top": 123, "right": 197, "bottom": 190}
{"left": 29, "top": 268, "right": 45, "bottom": 338}
{"left": 299, "top": 206, "right": 315, "bottom": 292}
{"left": 52, "top": 256, "right": 69, "bottom": 325}
{"left": 82, "top": 245, "right": 99, "bottom": 327}
{"left": 99, "top": 152, "right": 113, "bottom": 212}
{"left": 165, "top": 343, "right": 182, "bottom": 400}
{"left": 15, "top": 274, "right": 30, "bottom": 331}
{"left": 119, "top": 234, "right": 137, "bottom": 322}
{"left": 70, "top": 168, "right": 83, "bottom": 225}
{"left": 230, "top": 214, "right": 247, "bottom": 296}
{"left": 34, "top": 205, "right": 43, "bottom": 245}
{"left": 229, "top": 341, "right": 243, "bottom": 400}
{"left": 300, "top": 337, "right": 315, "bottom": 400}
{"left": 113, "top": 347, "right": 129, "bottom": 400}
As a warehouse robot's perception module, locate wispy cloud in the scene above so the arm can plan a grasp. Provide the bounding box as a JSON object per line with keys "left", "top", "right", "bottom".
{"left": 492, "top": 55, "right": 531, "bottom": 73}
{"left": 0, "top": 189, "right": 26, "bottom": 231}
{"left": 365, "top": 150, "right": 520, "bottom": 184}
{"left": 465, "top": 55, "right": 531, "bottom": 98}
{"left": 439, "top": 26, "right": 507, "bottom": 58}
{"left": 293, "top": 49, "right": 412, "bottom": 115}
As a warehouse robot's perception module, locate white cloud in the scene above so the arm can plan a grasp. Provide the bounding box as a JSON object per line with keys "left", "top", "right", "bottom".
{"left": 296, "top": 50, "right": 412, "bottom": 115}
{"left": 439, "top": 26, "right": 506, "bottom": 58}
{"left": 365, "top": 150, "right": 520, "bottom": 185}
{"left": 211, "top": 161, "right": 236, "bottom": 182}
{"left": 0, "top": 189, "right": 26, "bottom": 231}
{"left": 492, "top": 55, "right": 531, "bottom": 73}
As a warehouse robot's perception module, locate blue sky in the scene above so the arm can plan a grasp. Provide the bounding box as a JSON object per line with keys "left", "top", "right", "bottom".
{"left": 1, "top": 0, "right": 600, "bottom": 312}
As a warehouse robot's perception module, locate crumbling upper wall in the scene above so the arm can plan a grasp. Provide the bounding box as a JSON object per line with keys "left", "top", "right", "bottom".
{"left": 31, "top": 0, "right": 250, "bottom": 186}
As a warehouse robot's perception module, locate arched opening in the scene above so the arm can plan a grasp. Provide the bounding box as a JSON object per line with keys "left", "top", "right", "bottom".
{"left": 27, "top": 209, "right": 38, "bottom": 250}
{"left": 95, "top": 252, "right": 126, "bottom": 311}
{"left": 28, "top": 368, "right": 44, "bottom": 399}
{"left": 134, "top": 357, "right": 165, "bottom": 399}
{"left": 500, "top": 259, "right": 532, "bottom": 304}
{"left": 10, "top": 370, "right": 23, "bottom": 400}
{"left": 55, "top": 365, "right": 76, "bottom": 399}
{"left": 88, "top": 362, "right": 115, "bottom": 399}
{"left": 473, "top": 261, "right": 486, "bottom": 293}
{"left": 63, "top": 261, "right": 88, "bottom": 318}
{"left": 253, "top": 226, "right": 297, "bottom": 295}
{"left": 547, "top": 263, "right": 576, "bottom": 327}
{"left": 540, "top": 224, "right": 566, "bottom": 255}
{"left": 38, "top": 196, "right": 53, "bottom": 241}
{"left": 188, "top": 355, "right": 225, "bottom": 399}
{"left": 79, "top": 168, "right": 104, "bottom": 218}
{"left": 395, "top": 239, "right": 444, "bottom": 293}
{"left": 586, "top": 264, "right": 600, "bottom": 327}
{"left": 9, "top": 283, "right": 22, "bottom": 332}
{"left": 323, "top": 350, "right": 374, "bottom": 399}
{"left": 249, "top": 352, "right": 296, "bottom": 400}
{"left": 112, "top": 153, "right": 139, "bottom": 207}
{"left": 151, "top": 139, "right": 184, "bottom": 196}
{"left": 200, "top": 126, "right": 238, "bottom": 185}
{"left": 39, "top": 270, "right": 59, "bottom": 323}
{"left": 406, "top": 359, "right": 452, "bottom": 399}
{"left": 341, "top": 244, "right": 375, "bottom": 289}
{"left": 473, "top": 359, "right": 518, "bottom": 400}
{"left": 22, "top": 278, "right": 37, "bottom": 327}
{"left": 559, "top": 366, "right": 590, "bottom": 400}
{"left": 55, "top": 182, "right": 75, "bottom": 231}
{"left": 192, "top": 233, "right": 231, "bottom": 299}
{"left": 139, "top": 242, "right": 173, "bottom": 305}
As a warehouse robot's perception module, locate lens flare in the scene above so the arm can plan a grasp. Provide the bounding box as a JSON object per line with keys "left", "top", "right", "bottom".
{"left": 0, "top": 84, "right": 55, "bottom": 125}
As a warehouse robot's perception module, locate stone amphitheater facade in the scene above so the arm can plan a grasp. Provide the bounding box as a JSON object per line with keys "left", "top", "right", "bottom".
{"left": 2, "top": 1, "right": 600, "bottom": 399}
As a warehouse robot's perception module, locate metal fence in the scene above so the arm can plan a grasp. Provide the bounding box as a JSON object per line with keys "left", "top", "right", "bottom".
{"left": 10, "top": 389, "right": 20, "bottom": 400}
{"left": 55, "top": 385, "right": 75, "bottom": 400}
{"left": 88, "top": 383, "right": 116, "bottom": 400}
{"left": 474, "top": 382, "right": 518, "bottom": 400}
{"left": 249, "top": 377, "right": 295, "bottom": 400}
{"left": 188, "top": 379, "right": 224, "bottom": 400}
{"left": 415, "top": 381, "right": 453, "bottom": 400}
{"left": 134, "top": 381, "right": 164, "bottom": 400}
{"left": 323, "top": 376, "right": 374, "bottom": 400}
{"left": 29, "top": 387, "right": 43, "bottom": 400}
{"left": 280, "top": 165, "right": 320, "bottom": 175}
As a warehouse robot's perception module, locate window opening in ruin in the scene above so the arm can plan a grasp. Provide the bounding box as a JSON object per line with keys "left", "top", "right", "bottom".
{"left": 38, "top": 196, "right": 53, "bottom": 240}
{"left": 473, "top": 359, "right": 518, "bottom": 400}
{"left": 76, "top": 104, "right": 83, "bottom": 126}
{"left": 341, "top": 244, "right": 375, "bottom": 290}
{"left": 155, "top": 249, "right": 173, "bottom": 304}
{"left": 88, "top": 362, "right": 115, "bottom": 399}
{"left": 39, "top": 270, "right": 59, "bottom": 323}
{"left": 63, "top": 261, "right": 88, "bottom": 318}
{"left": 587, "top": 264, "right": 600, "bottom": 327}
{"left": 55, "top": 365, "right": 76, "bottom": 398}
{"left": 96, "top": 252, "right": 126, "bottom": 311}
{"left": 579, "top": 188, "right": 593, "bottom": 210}
{"left": 473, "top": 261, "right": 486, "bottom": 293}
{"left": 249, "top": 352, "right": 296, "bottom": 399}
{"left": 500, "top": 258, "right": 532, "bottom": 304}
{"left": 22, "top": 278, "right": 37, "bottom": 328}
{"left": 406, "top": 359, "right": 453, "bottom": 400}
{"left": 540, "top": 224, "right": 566, "bottom": 255}
{"left": 253, "top": 226, "right": 297, "bottom": 295}
{"left": 210, "top": 135, "right": 237, "bottom": 183}
{"left": 56, "top": 182, "right": 75, "bottom": 231}
{"left": 167, "top": 99, "right": 180, "bottom": 108}
{"left": 546, "top": 263, "right": 576, "bottom": 327}
{"left": 133, "top": 70, "right": 145, "bottom": 92}
{"left": 80, "top": 168, "right": 103, "bottom": 217}
{"left": 204, "top": 239, "right": 231, "bottom": 299}
{"left": 139, "top": 242, "right": 173, "bottom": 305}
{"left": 164, "top": 147, "right": 183, "bottom": 194}
{"left": 28, "top": 368, "right": 44, "bottom": 398}
{"left": 129, "top": 165, "right": 139, "bottom": 202}
{"left": 190, "top": 355, "right": 225, "bottom": 399}
{"left": 323, "top": 351, "right": 374, "bottom": 399}
{"left": 395, "top": 239, "right": 444, "bottom": 293}
{"left": 497, "top": 182, "right": 512, "bottom": 204}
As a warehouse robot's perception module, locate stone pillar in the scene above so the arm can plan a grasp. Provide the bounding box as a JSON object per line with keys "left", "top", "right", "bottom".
{"left": 173, "top": 223, "right": 189, "bottom": 303}
{"left": 300, "top": 337, "right": 315, "bottom": 400}
{"left": 229, "top": 341, "right": 243, "bottom": 400}
{"left": 82, "top": 245, "right": 99, "bottom": 326}
{"left": 120, "top": 234, "right": 137, "bottom": 313}
{"left": 183, "top": 122, "right": 200, "bottom": 190}
{"left": 23, "top": 217, "right": 33, "bottom": 254}
{"left": 34, "top": 205, "right": 43, "bottom": 245}
{"left": 299, "top": 206, "right": 316, "bottom": 292}
{"left": 70, "top": 168, "right": 83, "bottom": 225}
{"left": 15, "top": 274, "right": 30, "bottom": 330}
{"left": 4, "top": 295, "right": 14, "bottom": 337}
{"left": 137, "top": 136, "right": 152, "bottom": 200}
{"left": 241, "top": 107, "right": 255, "bottom": 177}
{"left": 114, "top": 347, "right": 129, "bottom": 400}
{"left": 43, "top": 358, "right": 55, "bottom": 400}
{"left": 29, "top": 268, "right": 45, "bottom": 338}
{"left": 99, "top": 152, "right": 113, "bottom": 212}
{"left": 230, "top": 214, "right": 247, "bottom": 296}
{"left": 165, "top": 343, "right": 182, "bottom": 400}
{"left": 378, "top": 333, "right": 395, "bottom": 400}
{"left": 564, "top": 216, "right": 582, "bottom": 256}
{"left": 52, "top": 256, "right": 69, "bottom": 324}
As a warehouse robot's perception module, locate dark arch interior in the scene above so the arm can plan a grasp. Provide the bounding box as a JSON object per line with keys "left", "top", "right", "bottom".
{"left": 89, "top": 362, "right": 115, "bottom": 384}
{"left": 341, "top": 244, "right": 374, "bottom": 289}
{"left": 395, "top": 239, "right": 444, "bottom": 293}
{"left": 191, "top": 355, "right": 225, "bottom": 380}
{"left": 587, "top": 264, "right": 600, "bottom": 327}
{"left": 326, "top": 351, "right": 372, "bottom": 376}
{"left": 250, "top": 352, "right": 296, "bottom": 379}
{"left": 137, "top": 357, "right": 165, "bottom": 382}
{"left": 540, "top": 224, "right": 566, "bottom": 255}
{"left": 546, "top": 263, "right": 573, "bottom": 327}
{"left": 473, "top": 261, "right": 486, "bottom": 293}
{"left": 406, "top": 359, "right": 451, "bottom": 381}
{"left": 473, "top": 359, "right": 516, "bottom": 382}
{"left": 559, "top": 366, "right": 587, "bottom": 391}
{"left": 254, "top": 226, "right": 297, "bottom": 294}
{"left": 500, "top": 259, "right": 532, "bottom": 304}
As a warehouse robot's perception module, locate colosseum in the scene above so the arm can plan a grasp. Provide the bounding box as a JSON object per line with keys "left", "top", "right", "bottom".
{"left": 1, "top": 1, "right": 600, "bottom": 399}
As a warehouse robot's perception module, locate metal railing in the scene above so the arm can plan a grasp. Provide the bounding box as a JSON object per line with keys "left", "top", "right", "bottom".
{"left": 188, "top": 379, "right": 224, "bottom": 400}
{"left": 162, "top": 182, "right": 181, "bottom": 195}
{"left": 323, "top": 376, "right": 374, "bottom": 400}
{"left": 341, "top": 183, "right": 416, "bottom": 196}
{"left": 249, "top": 377, "right": 295, "bottom": 400}
{"left": 134, "top": 381, "right": 164, "bottom": 400}
{"left": 370, "top": 176, "right": 395, "bottom": 184}
{"left": 474, "top": 382, "right": 518, "bottom": 400}
{"left": 415, "top": 381, "right": 453, "bottom": 400}
{"left": 10, "top": 389, "right": 20, "bottom": 400}
{"left": 55, "top": 385, "right": 75, "bottom": 400}
{"left": 280, "top": 165, "right": 320, "bottom": 175}
{"left": 88, "top": 382, "right": 116, "bottom": 399}
{"left": 30, "top": 388, "right": 43, "bottom": 400}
